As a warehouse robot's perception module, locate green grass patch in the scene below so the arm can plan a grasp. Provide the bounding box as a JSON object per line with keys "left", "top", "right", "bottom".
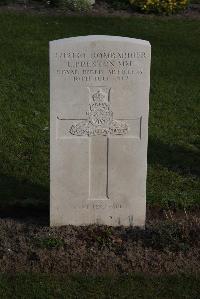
{"left": 0, "top": 273, "right": 200, "bottom": 299}
{"left": 0, "top": 13, "right": 199, "bottom": 210}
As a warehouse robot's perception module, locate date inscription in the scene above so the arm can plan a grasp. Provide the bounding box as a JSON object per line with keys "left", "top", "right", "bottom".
{"left": 73, "top": 202, "right": 124, "bottom": 210}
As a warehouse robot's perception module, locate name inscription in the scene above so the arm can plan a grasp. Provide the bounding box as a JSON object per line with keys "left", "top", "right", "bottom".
{"left": 55, "top": 51, "right": 146, "bottom": 83}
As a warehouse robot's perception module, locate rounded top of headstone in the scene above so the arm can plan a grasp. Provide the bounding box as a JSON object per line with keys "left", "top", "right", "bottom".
{"left": 50, "top": 35, "right": 151, "bottom": 47}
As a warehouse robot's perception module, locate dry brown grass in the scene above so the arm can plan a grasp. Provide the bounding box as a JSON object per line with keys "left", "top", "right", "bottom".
{"left": 0, "top": 211, "right": 199, "bottom": 274}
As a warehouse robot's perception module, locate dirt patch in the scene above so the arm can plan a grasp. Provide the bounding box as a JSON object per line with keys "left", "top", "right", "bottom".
{"left": 0, "top": 210, "right": 199, "bottom": 274}
{"left": 0, "top": 1, "right": 200, "bottom": 18}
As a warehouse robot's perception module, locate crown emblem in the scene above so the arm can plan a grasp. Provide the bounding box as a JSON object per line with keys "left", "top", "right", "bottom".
{"left": 92, "top": 91, "right": 105, "bottom": 103}
{"left": 69, "top": 88, "right": 128, "bottom": 137}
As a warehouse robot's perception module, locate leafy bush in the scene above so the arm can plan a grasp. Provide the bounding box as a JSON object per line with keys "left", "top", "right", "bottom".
{"left": 129, "top": 0, "right": 189, "bottom": 14}
{"left": 61, "top": 0, "right": 92, "bottom": 10}
{"left": 44, "top": 0, "right": 59, "bottom": 7}
{"left": 45, "top": 0, "right": 93, "bottom": 10}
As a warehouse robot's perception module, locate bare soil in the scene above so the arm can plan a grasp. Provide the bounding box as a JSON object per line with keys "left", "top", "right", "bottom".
{"left": 0, "top": 208, "right": 200, "bottom": 274}
{"left": 0, "top": 1, "right": 200, "bottom": 18}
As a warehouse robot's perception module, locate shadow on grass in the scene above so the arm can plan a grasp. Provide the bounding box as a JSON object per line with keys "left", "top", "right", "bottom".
{"left": 0, "top": 174, "right": 49, "bottom": 224}
{"left": 148, "top": 138, "right": 200, "bottom": 177}
{"left": 0, "top": 138, "right": 199, "bottom": 223}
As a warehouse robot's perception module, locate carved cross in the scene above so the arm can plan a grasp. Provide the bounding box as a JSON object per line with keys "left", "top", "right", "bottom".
{"left": 57, "top": 86, "right": 141, "bottom": 200}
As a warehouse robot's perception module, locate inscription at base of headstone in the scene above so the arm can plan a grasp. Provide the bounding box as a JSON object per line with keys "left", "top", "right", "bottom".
{"left": 50, "top": 35, "right": 151, "bottom": 227}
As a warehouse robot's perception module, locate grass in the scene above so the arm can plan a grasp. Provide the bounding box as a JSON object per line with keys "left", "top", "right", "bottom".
{"left": 0, "top": 13, "right": 199, "bottom": 211}
{"left": 0, "top": 273, "right": 200, "bottom": 299}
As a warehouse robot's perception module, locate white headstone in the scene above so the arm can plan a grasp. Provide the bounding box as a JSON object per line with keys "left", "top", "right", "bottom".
{"left": 50, "top": 35, "right": 151, "bottom": 227}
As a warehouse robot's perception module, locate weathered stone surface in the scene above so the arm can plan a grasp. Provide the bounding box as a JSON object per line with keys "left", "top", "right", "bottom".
{"left": 50, "top": 35, "right": 151, "bottom": 226}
